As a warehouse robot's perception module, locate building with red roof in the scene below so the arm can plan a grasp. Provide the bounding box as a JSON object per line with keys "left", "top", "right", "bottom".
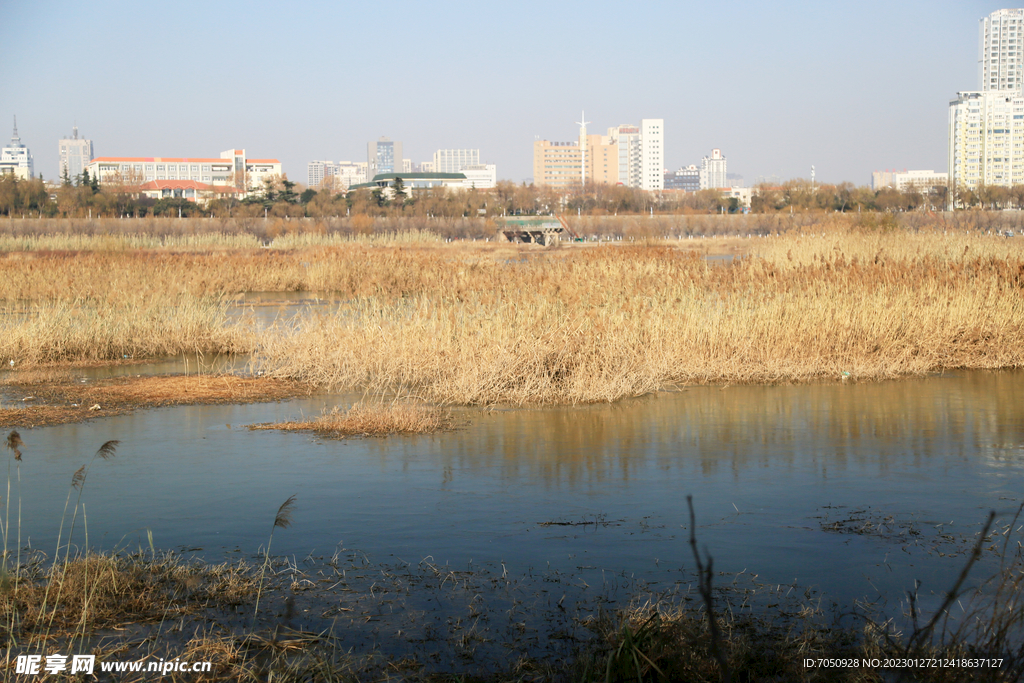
{"left": 85, "top": 148, "right": 282, "bottom": 197}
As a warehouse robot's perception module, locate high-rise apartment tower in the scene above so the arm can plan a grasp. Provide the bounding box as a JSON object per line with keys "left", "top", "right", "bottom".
{"left": 980, "top": 8, "right": 1024, "bottom": 92}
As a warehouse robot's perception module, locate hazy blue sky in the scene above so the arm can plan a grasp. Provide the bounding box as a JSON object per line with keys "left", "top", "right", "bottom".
{"left": 0, "top": 0, "right": 997, "bottom": 185}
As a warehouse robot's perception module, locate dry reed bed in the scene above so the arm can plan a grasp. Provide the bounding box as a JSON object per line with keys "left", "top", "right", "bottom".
{"left": 0, "top": 228, "right": 447, "bottom": 254}
{"left": 0, "top": 296, "right": 253, "bottom": 366}
{"left": 1, "top": 228, "right": 1023, "bottom": 402}
{"left": 254, "top": 243, "right": 1024, "bottom": 403}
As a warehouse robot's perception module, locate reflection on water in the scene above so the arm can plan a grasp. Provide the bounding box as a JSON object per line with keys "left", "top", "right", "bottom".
{"left": 228, "top": 291, "right": 346, "bottom": 328}
{"left": 10, "top": 370, "right": 1024, "bottom": 612}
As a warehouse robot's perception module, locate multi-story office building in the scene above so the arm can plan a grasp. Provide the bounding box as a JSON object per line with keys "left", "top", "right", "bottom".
{"left": 58, "top": 126, "right": 93, "bottom": 183}
{"left": 86, "top": 149, "right": 281, "bottom": 192}
{"left": 336, "top": 162, "right": 368, "bottom": 188}
{"left": 533, "top": 140, "right": 583, "bottom": 188}
{"left": 948, "top": 89, "right": 1024, "bottom": 189}
{"left": 583, "top": 134, "right": 618, "bottom": 185}
{"left": 700, "top": 149, "right": 728, "bottom": 189}
{"left": 607, "top": 125, "right": 641, "bottom": 187}
{"left": 872, "top": 169, "right": 949, "bottom": 192}
{"left": 533, "top": 118, "right": 663, "bottom": 189}
{"left": 639, "top": 119, "right": 664, "bottom": 191}
{"left": 460, "top": 164, "right": 497, "bottom": 189}
{"left": 433, "top": 149, "right": 479, "bottom": 173}
{"left": 0, "top": 117, "right": 34, "bottom": 180}
{"left": 665, "top": 165, "right": 700, "bottom": 191}
{"left": 367, "top": 138, "right": 403, "bottom": 178}
{"left": 980, "top": 8, "right": 1024, "bottom": 92}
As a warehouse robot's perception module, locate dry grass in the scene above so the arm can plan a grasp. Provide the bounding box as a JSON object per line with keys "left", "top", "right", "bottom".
{"left": 0, "top": 219, "right": 1023, "bottom": 403}
{"left": 0, "top": 297, "right": 254, "bottom": 366}
{"left": 250, "top": 401, "right": 453, "bottom": 438}
{"left": 1, "top": 552, "right": 256, "bottom": 639}
{"left": 254, "top": 237, "right": 1024, "bottom": 403}
{"left": 0, "top": 373, "right": 307, "bottom": 426}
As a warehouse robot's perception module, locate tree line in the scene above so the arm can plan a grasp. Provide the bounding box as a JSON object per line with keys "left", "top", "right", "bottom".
{"left": 1, "top": 171, "right": 1018, "bottom": 219}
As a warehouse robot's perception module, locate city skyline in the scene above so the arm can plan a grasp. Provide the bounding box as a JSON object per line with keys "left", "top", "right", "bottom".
{"left": 1, "top": 1, "right": 989, "bottom": 186}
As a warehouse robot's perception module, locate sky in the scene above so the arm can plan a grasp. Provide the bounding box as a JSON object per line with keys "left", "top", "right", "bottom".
{"left": 0, "top": 0, "right": 998, "bottom": 186}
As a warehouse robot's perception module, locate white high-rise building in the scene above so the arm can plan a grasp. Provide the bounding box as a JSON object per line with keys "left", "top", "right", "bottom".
{"left": 980, "top": 9, "right": 1024, "bottom": 92}
{"left": 639, "top": 119, "right": 663, "bottom": 191}
{"left": 308, "top": 160, "right": 329, "bottom": 188}
{"left": 0, "top": 117, "right": 34, "bottom": 180}
{"left": 307, "top": 160, "right": 369, "bottom": 190}
{"left": 948, "top": 89, "right": 1024, "bottom": 190}
{"left": 59, "top": 126, "right": 93, "bottom": 183}
{"left": 433, "top": 149, "right": 480, "bottom": 173}
{"left": 700, "top": 149, "right": 728, "bottom": 190}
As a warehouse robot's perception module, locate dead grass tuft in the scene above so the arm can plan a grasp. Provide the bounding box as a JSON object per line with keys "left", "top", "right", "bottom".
{"left": 1, "top": 552, "right": 256, "bottom": 639}
{"left": 250, "top": 401, "right": 454, "bottom": 438}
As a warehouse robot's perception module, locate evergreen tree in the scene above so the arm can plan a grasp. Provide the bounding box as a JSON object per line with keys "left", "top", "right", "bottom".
{"left": 278, "top": 178, "right": 298, "bottom": 204}
{"left": 392, "top": 177, "right": 406, "bottom": 204}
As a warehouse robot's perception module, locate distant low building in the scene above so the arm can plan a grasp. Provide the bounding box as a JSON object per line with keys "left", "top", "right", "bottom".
{"left": 664, "top": 165, "right": 700, "bottom": 191}
{"left": 721, "top": 186, "right": 752, "bottom": 208}
{"left": 349, "top": 172, "right": 470, "bottom": 197}
{"left": 136, "top": 179, "right": 244, "bottom": 205}
{"left": 86, "top": 149, "right": 281, "bottom": 194}
{"left": 872, "top": 169, "right": 948, "bottom": 192}
{"left": 460, "top": 164, "right": 497, "bottom": 189}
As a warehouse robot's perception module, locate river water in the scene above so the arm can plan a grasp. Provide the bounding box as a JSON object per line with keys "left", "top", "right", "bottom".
{"left": 8, "top": 367, "right": 1023, "bottom": 618}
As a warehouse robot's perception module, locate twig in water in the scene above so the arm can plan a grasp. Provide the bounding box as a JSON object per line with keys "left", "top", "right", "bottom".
{"left": 687, "top": 495, "right": 731, "bottom": 683}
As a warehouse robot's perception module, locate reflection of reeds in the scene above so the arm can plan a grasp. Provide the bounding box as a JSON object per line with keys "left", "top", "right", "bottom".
{"left": 251, "top": 401, "right": 453, "bottom": 437}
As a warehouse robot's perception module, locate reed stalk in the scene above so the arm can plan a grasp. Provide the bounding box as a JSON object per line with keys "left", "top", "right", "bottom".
{"left": 253, "top": 495, "right": 296, "bottom": 624}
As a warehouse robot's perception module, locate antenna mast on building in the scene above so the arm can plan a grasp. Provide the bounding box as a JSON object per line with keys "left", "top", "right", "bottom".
{"left": 576, "top": 110, "right": 590, "bottom": 186}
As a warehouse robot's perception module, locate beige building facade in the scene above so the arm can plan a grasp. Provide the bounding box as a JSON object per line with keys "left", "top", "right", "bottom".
{"left": 533, "top": 140, "right": 583, "bottom": 188}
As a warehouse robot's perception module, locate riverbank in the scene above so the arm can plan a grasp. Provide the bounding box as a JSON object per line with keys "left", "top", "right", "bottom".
{"left": 3, "top": 513, "right": 1020, "bottom": 682}
{"left": 0, "top": 371, "right": 307, "bottom": 427}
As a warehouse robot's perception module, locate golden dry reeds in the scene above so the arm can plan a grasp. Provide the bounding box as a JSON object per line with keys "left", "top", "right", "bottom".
{"left": 0, "top": 219, "right": 1022, "bottom": 402}
{"left": 0, "top": 296, "right": 253, "bottom": 366}
{"left": 253, "top": 239, "right": 1024, "bottom": 403}
{"left": 250, "top": 401, "right": 453, "bottom": 437}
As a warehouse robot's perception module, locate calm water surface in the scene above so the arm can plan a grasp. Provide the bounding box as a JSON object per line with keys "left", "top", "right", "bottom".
{"left": 9, "top": 370, "right": 1024, "bottom": 613}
